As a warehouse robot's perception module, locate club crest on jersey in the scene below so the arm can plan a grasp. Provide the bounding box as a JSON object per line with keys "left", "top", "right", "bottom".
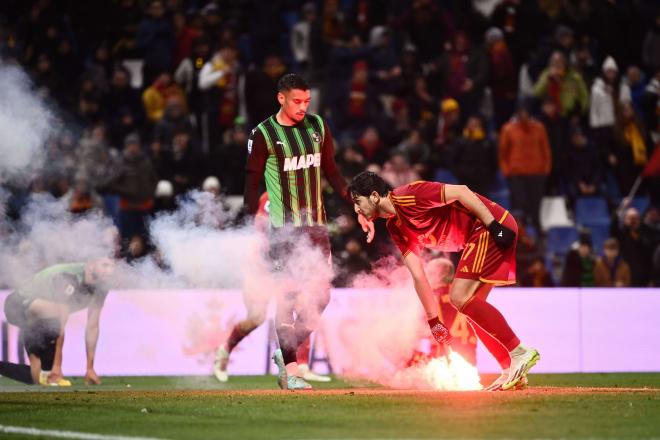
{"left": 311, "top": 132, "right": 321, "bottom": 143}
{"left": 283, "top": 153, "right": 321, "bottom": 171}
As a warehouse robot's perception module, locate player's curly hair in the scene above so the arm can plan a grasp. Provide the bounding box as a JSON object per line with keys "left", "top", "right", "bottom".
{"left": 347, "top": 171, "right": 392, "bottom": 197}
{"left": 277, "top": 73, "right": 310, "bottom": 92}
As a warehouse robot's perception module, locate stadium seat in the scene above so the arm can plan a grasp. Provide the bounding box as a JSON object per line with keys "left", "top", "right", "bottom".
{"left": 631, "top": 196, "right": 650, "bottom": 214}
{"left": 486, "top": 171, "right": 511, "bottom": 210}
{"left": 540, "top": 196, "right": 574, "bottom": 232}
{"left": 545, "top": 226, "right": 579, "bottom": 256}
{"left": 432, "top": 168, "right": 458, "bottom": 184}
{"left": 575, "top": 197, "right": 609, "bottom": 227}
{"left": 587, "top": 224, "right": 611, "bottom": 255}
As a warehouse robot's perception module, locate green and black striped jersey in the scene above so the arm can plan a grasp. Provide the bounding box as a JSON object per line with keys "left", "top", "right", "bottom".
{"left": 244, "top": 113, "right": 349, "bottom": 228}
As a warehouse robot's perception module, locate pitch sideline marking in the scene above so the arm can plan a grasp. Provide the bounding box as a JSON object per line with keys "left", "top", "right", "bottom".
{"left": 0, "top": 424, "right": 168, "bottom": 440}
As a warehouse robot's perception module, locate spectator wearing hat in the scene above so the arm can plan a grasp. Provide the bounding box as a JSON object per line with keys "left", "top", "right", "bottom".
{"left": 499, "top": 103, "right": 552, "bottom": 232}
{"left": 152, "top": 180, "right": 176, "bottom": 214}
{"left": 590, "top": 56, "right": 632, "bottom": 156}
{"left": 431, "top": 98, "right": 462, "bottom": 169}
{"left": 594, "top": 238, "right": 631, "bottom": 287}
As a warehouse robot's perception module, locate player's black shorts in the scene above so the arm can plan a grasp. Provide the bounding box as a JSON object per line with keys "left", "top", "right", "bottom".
{"left": 4, "top": 292, "right": 59, "bottom": 357}
{"left": 4, "top": 292, "right": 30, "bottom": 328}
{"left": 268, "top": 225, "right": 331, "bottom": 272}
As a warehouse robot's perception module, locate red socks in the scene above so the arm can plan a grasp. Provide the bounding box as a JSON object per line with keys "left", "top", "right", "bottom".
{"left": 461, "top": 297, "right": 520, "bottom": 352}
{"left": 466, "top": 316, "right": 511, "bottom": 369}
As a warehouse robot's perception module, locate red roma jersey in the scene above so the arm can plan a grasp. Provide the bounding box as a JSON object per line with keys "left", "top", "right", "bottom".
{"left": 386, "top": 181, "right": 508, "bottom": 257}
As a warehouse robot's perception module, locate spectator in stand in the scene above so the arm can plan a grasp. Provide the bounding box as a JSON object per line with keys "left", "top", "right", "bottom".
{"left": 244, "top": 55, "right": 286, "bottom": 127}
{"left": 105, "top": 66, "right": 144, "bottom": 135}
{"left": 611, "top": 202, "right": 653, "bottom": 287}
{"left": 499, "top": 103, "right": 552, "bottom": 232}
{"left": 561, "top": 234, "right": 596, "bottom": 287}
{"left": 367, "top": 26, "right": 401, "bottom": 97}
{"left": 566, "top": 123, "right": 603, "bottom": 203}
{"left": 485, "top": 27, "right": 517, "bottom": 129}
{"left": 449, "top": 115, "right": 497, "bottom": 196}
{"left": 380, "top": 151, "right": 420, "bottom": 189}
{"left": 170, "top": 129, "right": 202, "bottom": 195}
{"left": 136, "top": 0, "right": 175, "bottom": 86}
{"left": 290, "top": 2, "right": 319, "bottom": 76}
{"left": 396, "top": 129, "right": 430, "bottom": 179}
{"left": 528, "top": 25, "right": 575, "bottom": 82}
{"left": 594, "top": 238, "right": 631, "bottom": 287}
{"left": 357, "top": 125, "right": 385, "bottom": 164}
{"left": 590, "top": 56, "right": 631, "bottom": 158}
{"left": 153, "top": 95, "right": 195, "bottom": 149}
{"left": 520, "top": 256, "right": 554, "bottom": 288}
{"left": 142, "top": 71, "right": 187, "bottom": 124}
{"left": 148, "top": 139, "right": 173, "bottom": 182}
{"left": 434, "top": 31, "right": 488, "bottom": 119}
{"left": 609, "top": 102, "right": 649, "bottom": 195}
{"left": 533, "top": 51, "right": 588, "bottom": 117}
{"left": 103, "top": 134, "right": 158, "bottom": 240}
{"left": 537, "top": 98, "right": 567, "bottom": 194}
{"left": 642, "top": 13, "right": 660, "bottom": 73}
{"left": 337, "top": 144, "right": 366, "bottom": 180}
{"left": 198, "top": 44, "right": 240, "bottom": 153}
{"left": 173, "top": 9, "right": 203, "bottom": 67}
{"left": 152, "top": 180, "right": 176, "bottom": 214}
{"left": 624, "top": 66, "right": 646, "bottom": 117}
{"left": 431, "top": 98, "right": 462, "bottom": 170}
{"left": 174, "top": 36, "right": 211, "bottom": 129}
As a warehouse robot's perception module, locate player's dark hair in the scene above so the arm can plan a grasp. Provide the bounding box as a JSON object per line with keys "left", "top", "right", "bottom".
{"left": 348, "top": 171, "right": 392, "bottom": 198}
{"left": 277, "top": 73, "right": 310, "bottom": 92}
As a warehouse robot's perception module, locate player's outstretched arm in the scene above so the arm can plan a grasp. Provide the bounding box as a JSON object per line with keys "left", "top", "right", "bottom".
{"left": 84, "top": 294, "right": 107, "bottom": 385}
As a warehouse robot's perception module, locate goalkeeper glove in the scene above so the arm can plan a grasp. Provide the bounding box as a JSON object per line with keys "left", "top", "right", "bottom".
{"left": 428, "top": 317, "right": 452, "bottom": 345}
{"left": 487, "top": 220, "right": 516, "bottom": 249}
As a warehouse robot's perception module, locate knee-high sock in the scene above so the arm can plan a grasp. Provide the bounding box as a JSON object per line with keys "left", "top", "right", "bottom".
{"left": 276, "top": 323, "right": 298, "bottom": 365}
{"left": 226, "top": 321, "right": 257, "bottom": 353}
{"left": 460, "top": 297, "right": 520, "bottom": 352}
{"left": 296, "top": 335, "right": 310, "bottom": 365}
{"left": 466, "top": 317, "right": 511, "bottom": 369}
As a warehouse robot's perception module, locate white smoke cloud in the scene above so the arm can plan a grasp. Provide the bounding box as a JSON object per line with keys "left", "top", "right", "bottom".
{"left": 0, "top": 195, "right": 117, "bottom": 288}
{"left": 0, "top": 62, "right": 58, "bottom": 183}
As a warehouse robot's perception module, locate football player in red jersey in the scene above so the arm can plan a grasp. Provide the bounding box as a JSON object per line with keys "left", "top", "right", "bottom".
{"left": 348, "top": 171, "right": 540, "bottom": 391}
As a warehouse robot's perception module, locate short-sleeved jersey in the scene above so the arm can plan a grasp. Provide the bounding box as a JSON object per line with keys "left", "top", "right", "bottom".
{"left": 16, "top": 263, "right": 104, "bottom": 312}
{"left": 246, "top": 114, "right": 328, "bottom": 228}
{"left": 386, "top": 181, "right": 508, "bottom": 257}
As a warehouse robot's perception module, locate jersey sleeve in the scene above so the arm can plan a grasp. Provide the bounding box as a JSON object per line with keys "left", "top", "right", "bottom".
{"left": 244, "top": 129, "right": 268, "bottom": 216}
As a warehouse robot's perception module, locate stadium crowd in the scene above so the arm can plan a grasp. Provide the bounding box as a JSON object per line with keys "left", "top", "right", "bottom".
{"left": 0, "top": 0, "right": 659, "bottom": 287}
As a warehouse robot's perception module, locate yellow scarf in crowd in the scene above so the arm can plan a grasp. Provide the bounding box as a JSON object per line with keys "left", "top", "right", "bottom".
{"left": 623, "top": 122, "right": 647, "bottom": 166}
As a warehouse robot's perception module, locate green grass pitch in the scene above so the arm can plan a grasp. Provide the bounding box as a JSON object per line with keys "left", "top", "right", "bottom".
{"left": 1, "top": 373, "right": 659, "bottom": 439}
